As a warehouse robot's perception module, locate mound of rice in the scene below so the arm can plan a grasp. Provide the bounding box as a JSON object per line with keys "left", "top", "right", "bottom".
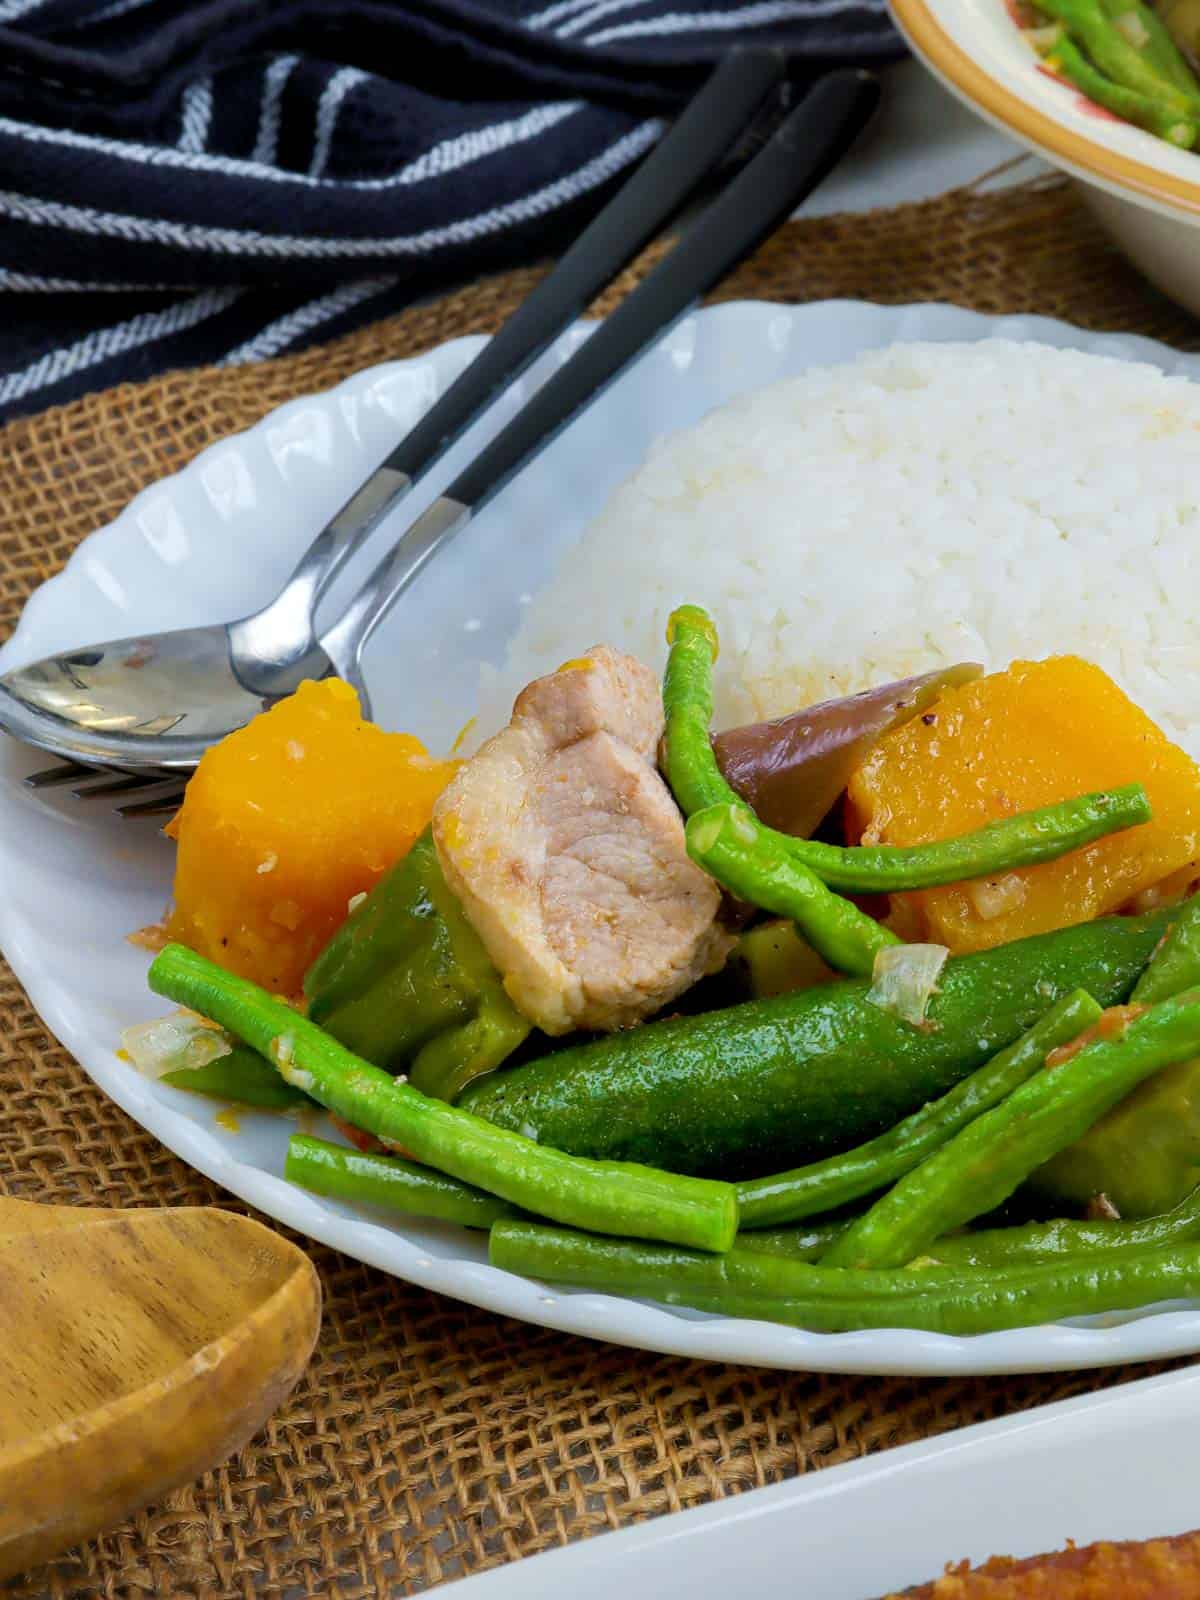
{"left": 481, "top": 340, "right": 1200, "bottom": 758}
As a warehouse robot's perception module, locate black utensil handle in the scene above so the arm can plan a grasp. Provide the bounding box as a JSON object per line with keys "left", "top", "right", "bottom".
{"left": 447, "top": 70, "right": 880, "bottom": 514}
{"left": 318, "top": 70, "right": 880, "bottom": 671}
{"left": 283, "top": 48, "right": 787, "bottom": 613}
{"left": 383, "top": 47, "right": 788, "bottom": 484}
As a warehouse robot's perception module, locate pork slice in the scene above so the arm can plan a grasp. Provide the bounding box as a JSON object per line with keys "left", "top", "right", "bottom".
{"left": 511, "top": 644, "right": 663, "bottom": 760}
{"left": 433, "top": 646, "right": 731, "bottom": 1035}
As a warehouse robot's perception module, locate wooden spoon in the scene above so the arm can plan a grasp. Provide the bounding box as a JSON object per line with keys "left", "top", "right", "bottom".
{"left": 0, "top": 1195, "right": 321, "bottom": 1579}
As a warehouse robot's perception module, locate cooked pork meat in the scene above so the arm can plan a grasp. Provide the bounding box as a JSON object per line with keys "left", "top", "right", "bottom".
{"left": 432, "top": 645, "right": 732, "bottom": 1035}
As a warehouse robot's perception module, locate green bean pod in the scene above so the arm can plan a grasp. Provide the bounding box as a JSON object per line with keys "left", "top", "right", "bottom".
{"left": 149, "top": 944, "right": 738, "bottom": 1253}
{"left": 286, "top": 1134, "right": 518, "bottom": 1228}
{"left": 661, "top": 604, "right": 900, "bottom": 976}
{"left": 660, "top": 604, "right": 744, "bottom": 816}
{"left": 692, "top": 785, "right": 1150, "bottom": 895}
{"left": 1036, "top": 0, "right": 1200, "bottom": 111}
{"left": 1032, "top": 902, "right": 1200, "bottom": 1219}
{"left": 824, "top": 988, "right": 1200, "bottom": 1269}
{"left": 921, "top": 1183, "right": 1200, "bottom": 1267}
{"left": 489, "top": 1220, "right": 1200, "bottom": 1335}
{"left": 735, "top": 989, "right": 1102, "bottom": 1228}
{"left": 1098, "top": 0, "right": 1200, "bottom": 93}
{"left": 491, "top": 1219, "right": 996, "bottom": 1304}
{"left": 733, "top": 1218, "right": 851, "bottom": 1261}
{"left": 741, "top": 1182, "right": 1200, "bottom": 1267}
{"left": 664, "top": 603, "right": 1146, "bottom": 972}
{"left": 685, "top": 806, "right": 898, "bottom": 978}
{"left": 1132, "top": 897, "right": 1200, "bottom": 1003}
{"left": 1041, "top": 28, "right": 1199, "bottom": 144}
{"left": 1027, "top": 1049, "right": 1200, "bottom": 1219}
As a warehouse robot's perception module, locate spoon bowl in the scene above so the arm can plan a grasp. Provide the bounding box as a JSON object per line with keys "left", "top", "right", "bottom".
{"left": 0, "top": 589, "right": 343, "bottom": 772}
{"left": 0, "top": 1196, "right": 321, "bottom": 1579}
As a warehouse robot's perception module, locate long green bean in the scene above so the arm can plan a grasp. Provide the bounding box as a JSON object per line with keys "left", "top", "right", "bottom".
{"left": 149, "top": 944, "right": 738, "bottom": 1252}
{"left": 734, "top": 1218, "right": 850, "bottom": 1260}
{"left": 1132, "top": 897, "right": 1200, "bottom": 1003}
{"left": 741, "top": 1183, "right": 1200, "bottom": 1266}
{"left": 1098, "top": 0, "right": 1200, "bottom": 93}
{"left": 690, "top": 785, "right": 1151, "bottom": 896}
{"left": 493, "top": 1218, "right": 955, "bottom": 1303}
{"left": 921, "top": 1183, "right": 1200, "bottom": 1266}
{"left": 490, "top": 1220, "right": 1200, "bottom": 1335}
{"left": 660, "top": 604, "right": 744, "bottom": 817}
{"left": 1037, "top": 0, "right": 1200, "bottom": 109}
{"left": 668, "top": 601, "right": 1158, "bottom": 902}
{"left": 1040, "top": 29, "right": 1199, "bottom": 145}
{"left": 297, "top": 1133, "right": 1200, "bottom": 1267}
{"left": 823, "top": 988, "right": 1200, "bottom": 1269}
{"left": 286, "top": 1134, "right": 519, "bottom": 1227}
{"left": 735, "top": 989, "right": 1101, "bottom": 1228}
{"left": 661, "top": 606, "right": 900, "bottom": 976}
{"left": 684, "top": 805, "right": 898, "bottom": 977}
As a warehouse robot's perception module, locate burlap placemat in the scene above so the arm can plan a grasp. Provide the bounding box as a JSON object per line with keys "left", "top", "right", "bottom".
{"left": 3, "top": 170, "right": 1200, "bottom": 1600}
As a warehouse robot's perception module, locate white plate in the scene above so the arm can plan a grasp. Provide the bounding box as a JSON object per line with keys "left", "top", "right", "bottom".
{"left": 5, "top": 299, "right": 1200, "bottom": 1376}
{"left": 440, "top": 1364, "right": 1200, "bottom": 1598}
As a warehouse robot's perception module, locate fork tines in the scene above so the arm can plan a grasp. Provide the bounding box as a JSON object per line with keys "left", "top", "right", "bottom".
{"left": 25, "top": 761, "right": 186, "bottom": 817}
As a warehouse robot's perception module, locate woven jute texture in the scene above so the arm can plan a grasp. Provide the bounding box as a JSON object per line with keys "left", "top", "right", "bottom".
{"left": 2, "top": 171, "right": 1200, "bottom": 1600}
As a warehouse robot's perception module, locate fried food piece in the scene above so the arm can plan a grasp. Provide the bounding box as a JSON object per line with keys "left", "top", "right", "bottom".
{"left": 887, "top": 1527, "right": 1200, "bottom": 1597}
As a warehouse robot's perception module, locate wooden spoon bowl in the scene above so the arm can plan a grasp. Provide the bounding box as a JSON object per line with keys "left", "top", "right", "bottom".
{"left": 0, "top": 1196, "right": 321, "bottom": 1579}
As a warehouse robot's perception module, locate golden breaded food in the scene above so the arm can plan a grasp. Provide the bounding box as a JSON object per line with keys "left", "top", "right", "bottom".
{"left": 886, "top": 1528, "right": 1200, "bottom": 1597}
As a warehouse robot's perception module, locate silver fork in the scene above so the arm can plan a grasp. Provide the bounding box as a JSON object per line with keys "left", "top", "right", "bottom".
{"left": 3, "top": 69, "right": 880, "bottom": 816}
{"left": 22, "top": 760, "right": 189, "bottom": 817}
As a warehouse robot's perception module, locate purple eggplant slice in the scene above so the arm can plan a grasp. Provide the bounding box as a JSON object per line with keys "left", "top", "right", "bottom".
{"left": 712, "top": 663, "right": 984, "bottom": 838}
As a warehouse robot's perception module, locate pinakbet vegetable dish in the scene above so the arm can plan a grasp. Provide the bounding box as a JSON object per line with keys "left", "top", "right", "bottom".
{"left": 134, "top": 601, "right": 1200, "bottom": 1337}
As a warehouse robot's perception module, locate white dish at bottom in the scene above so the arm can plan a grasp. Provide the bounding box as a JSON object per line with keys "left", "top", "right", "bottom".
{"left": 442, "top": 1365, "right": 1200, "bottom": 1598}
{"left": 4, "top": 300, "right": 1200, "bottom": 1374}
{"left": 888, "top": 0, "right": 1200, "bottom": 319}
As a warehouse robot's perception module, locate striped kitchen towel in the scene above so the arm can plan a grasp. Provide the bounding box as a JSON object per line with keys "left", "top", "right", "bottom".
{"left": 0, "top": 0, "right": 902, "bottom": 423}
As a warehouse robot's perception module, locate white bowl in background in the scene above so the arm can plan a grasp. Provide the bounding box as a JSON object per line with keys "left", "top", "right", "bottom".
{"left": 889, "top": 0, "right": 1200, "bottom": 315}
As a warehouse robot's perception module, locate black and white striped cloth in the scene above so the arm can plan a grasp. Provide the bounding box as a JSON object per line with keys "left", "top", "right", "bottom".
{"left": 0, "top": 0, "right": 901, "bottom": 423}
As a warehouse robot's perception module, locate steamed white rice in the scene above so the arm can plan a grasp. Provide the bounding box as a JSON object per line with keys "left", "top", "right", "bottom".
{"left": 480, "top": 340, "right": 1200, "bottom": 758}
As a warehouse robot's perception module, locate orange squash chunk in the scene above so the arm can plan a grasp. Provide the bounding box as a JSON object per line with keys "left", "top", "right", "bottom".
{"left": 166, "top": 679, "right": 457, "bottom": 996}
{"left": 846, "top": 656, "right": 1200, "bottom": 953}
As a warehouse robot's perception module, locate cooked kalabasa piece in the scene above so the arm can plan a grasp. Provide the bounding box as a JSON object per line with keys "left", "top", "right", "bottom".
{"left": 432, "top": 645, "right": 734, "bottom": 1034}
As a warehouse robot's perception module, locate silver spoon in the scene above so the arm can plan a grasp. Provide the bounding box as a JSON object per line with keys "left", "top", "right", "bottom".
{"left": 0, "top": 49, "right": 788, "bottom": 777}
{"left": 0, "top": 71, "right": 879, "bottom": 778}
